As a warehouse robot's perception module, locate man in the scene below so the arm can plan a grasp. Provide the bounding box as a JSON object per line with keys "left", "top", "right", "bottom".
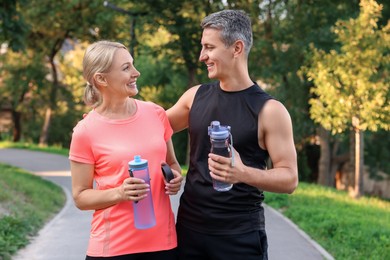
{"left": 167, "top": 9, "right": 298, "bottom": 260}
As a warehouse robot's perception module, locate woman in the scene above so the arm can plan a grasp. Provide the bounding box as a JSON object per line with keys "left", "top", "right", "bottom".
{"left": 69, "top": 40, "right": 182, "bottom": 260}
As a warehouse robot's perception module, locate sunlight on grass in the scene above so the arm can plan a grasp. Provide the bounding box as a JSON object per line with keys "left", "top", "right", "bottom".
{"left": 0, "top": 141, "right": 69, "bottom": 156}
{"left": 0, "top": 164, "right": 65, "bottom": 258}
{"left": 266, "top": 183, "right": 390, "bottom": 259}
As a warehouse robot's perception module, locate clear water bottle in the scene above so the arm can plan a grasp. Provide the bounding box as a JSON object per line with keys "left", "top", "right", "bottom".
{"left": 208, "top": 121, "right": 233, "bottom": 192}
{"left": 128, "top": 155, "right": 156, "bottom": 229}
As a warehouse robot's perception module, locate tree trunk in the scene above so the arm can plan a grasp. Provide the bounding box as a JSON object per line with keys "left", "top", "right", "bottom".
{"left": 351, "top": 116, "right": 364, "bottom": 198}
{"left": 329, "top": 139, "right": 340, "bottom": 186}
{"left": 39, "top": 50, "right": 59, "bottom": 146}
{"left": 317, "top": 126, "right": 331, "bottom": 186}
{"left": 330, "top": 150, "right": 349, "bottom": 187}
{"left": 11, "top": 110, "right": 22, "bottom": 142}
{"left": 39, "top": 107, "right": 52, "bottom": 146}
{"left": 353, "top": 127, "right": 364, "bottom": 198}
{"left": 38, "top": 36, "right": 67, "bottom": 146}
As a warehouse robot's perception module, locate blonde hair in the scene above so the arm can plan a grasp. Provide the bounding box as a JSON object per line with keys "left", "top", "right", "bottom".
{"left": 82, "top": 40, "right": 127, "bottom": 107}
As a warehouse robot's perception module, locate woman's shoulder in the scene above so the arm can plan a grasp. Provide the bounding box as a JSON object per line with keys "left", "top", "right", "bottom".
{"left": 72, "top": 110, "right": 98, "bottom": 132}
{"left": 136, "top": 99, "right": 164, "bottom": 111}
{"left": 135, "top": 100, "right": 167, "bottom": 120}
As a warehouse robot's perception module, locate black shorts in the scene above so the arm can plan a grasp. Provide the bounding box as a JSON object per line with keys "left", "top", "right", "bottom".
{"left": 177, "top": 224, "right": 268, "bottom": 260}
{"left": 85, "top": 248, "right": 177, "bottom": 260}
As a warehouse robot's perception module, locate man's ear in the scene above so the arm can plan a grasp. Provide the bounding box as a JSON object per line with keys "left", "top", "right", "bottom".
{"left": 233, "top": 40, "right": 245, "bottom": 57}
{"left": 94, "top": 73, "right": 107, "bottom": 87}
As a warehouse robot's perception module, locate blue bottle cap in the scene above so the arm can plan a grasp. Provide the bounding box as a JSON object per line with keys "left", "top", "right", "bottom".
{"left": 129, "top": 155, "right": 148, "bottom": 170}
{"left": 208, "top": 121, "right": 230, "bottom": 139}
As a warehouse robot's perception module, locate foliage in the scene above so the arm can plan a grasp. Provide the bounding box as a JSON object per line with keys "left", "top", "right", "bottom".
{"left": 365, "top": 130, "right": 390, "bottom": 178}
{"left": 0, "top": 0, "right": 389, "bottom": 176}
{"left": 0, "top": 164, "right": 65, "bottom": 259}
{"left": 0, "top": 49, "right": 50, "bottom": 142}
{"left": 300, "top": 0, "right": 389, "bottom": 189}
{"left": 2, "top": 0, "right": 138, "bottom": 144}
{"left": 305, "top": 0, "right": 389, "bottom": 134}
{"left": 136, "top": 48, "right": 189, "bottom": 109}
{"left": 250, "top": 0, "right": 364, "bottom": 182}
{"left": 265, "top": 182, "right": 390, "bottom": 259}
{"left": 252, "top": 0, "right": 361, "bottom": 143}
{"left": 0, "top": 49, "right": 48, "bottom": 109}
{"left": 0, "top": 141, "right": 69, "bottom": 156}
{"left": 0, "top": 0, "right": 29, "bottom": 51}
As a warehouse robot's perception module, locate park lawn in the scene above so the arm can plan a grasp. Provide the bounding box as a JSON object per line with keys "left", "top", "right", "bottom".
{"left": 265, "top": 183, "right": 390, "bottom": 260}
{"left": 0, "top": 163, "right": 65, "bottom": 260}
{"left": 0, "top": 141, "right": 69, "bottom": 156}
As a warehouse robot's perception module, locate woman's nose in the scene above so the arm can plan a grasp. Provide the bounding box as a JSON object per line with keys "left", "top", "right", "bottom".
{"left": 132, "top": 68, "right": 141, "bottom": 78}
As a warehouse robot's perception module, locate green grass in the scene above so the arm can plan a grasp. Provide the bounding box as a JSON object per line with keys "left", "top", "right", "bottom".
{"left": 0, "top": 164, "right": 65, "bottom": 260}
{"left": 265, "top": 183, "right": 390, "bottom": 260}
{"left": 0, "top": 141, "right": 69, "bottom": 156}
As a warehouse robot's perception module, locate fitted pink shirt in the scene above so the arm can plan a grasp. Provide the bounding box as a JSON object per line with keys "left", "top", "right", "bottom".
{"left": 69, "top": 100, "right": 176, "bottom": 257}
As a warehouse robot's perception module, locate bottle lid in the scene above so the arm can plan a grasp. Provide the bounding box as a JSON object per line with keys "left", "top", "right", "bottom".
{"left": 128, "top": 155, "right": 148, "bottom": 169}
{"left": 208, "top": 121, "right": 230, "bottom": 139}
{"left": 161, "top": 163, "right": 174, "bottom": 182}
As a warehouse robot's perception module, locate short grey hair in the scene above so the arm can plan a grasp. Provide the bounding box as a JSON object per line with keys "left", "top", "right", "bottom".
{"left": 201, "top": 10, "right": 253, "bottom": 56}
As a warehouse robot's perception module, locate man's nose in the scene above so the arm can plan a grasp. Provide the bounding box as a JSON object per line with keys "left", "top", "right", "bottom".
{"left": 199, "top": 51, "right": 207, "bottom": 62}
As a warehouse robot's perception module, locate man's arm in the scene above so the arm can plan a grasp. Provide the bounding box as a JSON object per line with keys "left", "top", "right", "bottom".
{"left": 208, "top": 99, "right": 298, "bottom": 194}
{"left": 166, "top": 85, "right": 200, "bottom": 133}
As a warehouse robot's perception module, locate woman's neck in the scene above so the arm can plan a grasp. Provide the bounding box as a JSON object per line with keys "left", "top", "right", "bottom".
{"left": 95, "top": 98, "right": 137, "bottom": 119}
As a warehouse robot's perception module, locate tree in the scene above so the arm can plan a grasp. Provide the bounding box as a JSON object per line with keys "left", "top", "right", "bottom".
{"left": 0, "top": 0, "right": 28, "bottom": 51}
{"left": 21, "top": 1, "right": 85, "bottom": 145}
{"left": 251, "top": 0, "right": 363, "bottom": 183}
{"left": 0, "top": 50, "right": 48, "bottom": 141}
{"left": 304, "top": 0, "right": 390, "bottom": 198}
{"left": 135, "top": 0, "right": 210, "bottom": 164}
{"left": 19, "top": 0, "right": 122, "bottom": 146}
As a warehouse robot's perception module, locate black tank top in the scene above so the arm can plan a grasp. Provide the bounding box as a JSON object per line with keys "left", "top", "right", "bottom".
{"left": 177, "top": 81, "right": 273, "bottom": 235}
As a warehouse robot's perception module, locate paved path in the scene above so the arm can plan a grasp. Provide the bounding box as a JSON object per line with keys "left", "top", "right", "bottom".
{"left": 0, "top": 148, "right": 333, "bottom": 260}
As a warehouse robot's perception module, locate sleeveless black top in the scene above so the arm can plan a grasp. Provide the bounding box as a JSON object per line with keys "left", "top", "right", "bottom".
{"left": 177, "top": 81, "right": 273, "bottom": 235}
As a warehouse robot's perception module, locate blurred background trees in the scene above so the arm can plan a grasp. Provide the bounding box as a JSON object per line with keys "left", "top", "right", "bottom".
{"left": 0, "top": 0, "right": 389, "bottom": 198}
{"left": 303, "top": 0, "right": 389, "bottom": 197}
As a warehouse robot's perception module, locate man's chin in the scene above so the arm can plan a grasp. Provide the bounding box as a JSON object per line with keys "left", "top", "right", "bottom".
{"left": 207, "top": 73, "right": 217, "bottom": 79}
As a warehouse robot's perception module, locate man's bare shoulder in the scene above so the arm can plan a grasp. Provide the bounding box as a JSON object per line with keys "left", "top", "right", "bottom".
{"left": 176, "top": 85, "right": 201, "bottom": 108}
{"left": 186, "top": 84, "right": 201, "bottom": 96}
{"left": 260, "top": 99, "right": 292, "bottom": 127}
{"left": 262, "top": 99, "right": 290, "bottom": 115}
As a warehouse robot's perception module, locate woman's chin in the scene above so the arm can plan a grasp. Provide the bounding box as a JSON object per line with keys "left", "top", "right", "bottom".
{"left": 127, "top": 88, "right": 138, "bottom": 97}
